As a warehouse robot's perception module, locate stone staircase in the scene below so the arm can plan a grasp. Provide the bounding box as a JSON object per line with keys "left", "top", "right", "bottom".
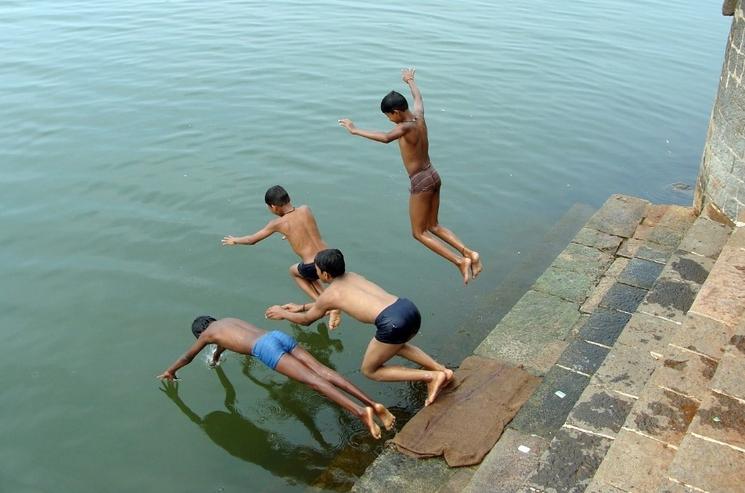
{"left": 352, "top": 196, "right": 745, "bottom": 493}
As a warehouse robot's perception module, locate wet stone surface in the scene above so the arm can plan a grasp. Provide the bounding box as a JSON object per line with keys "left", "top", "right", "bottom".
{"left": 533, "top": 267, "right": 598, "bottom": 304}
{"left": 578, "top": 307, "right": 631, "bottom": 346}
{"left": 510, "top": 366, "right": 590, "bottom": 439}
{"left": 670, "top": 253, "right": 713, "bottom": 284}
{"left": 585, "top": 194, "right": 648, "bottom": 238}
{"left": 552, "top": 243, "right": 614, "bottom": 278}
{"left": 691, "top": 391, "right": 745, "bottom": 449}
{"left": 617, "top": 257, "right": 665, "bottom": 289}
{"left": 649, "top": 349, "right": 719, "bottom": 400}
{"left": 566, "top": 384, "right": 635, "bottom": 437}
{"left": 352, "top": 447, "right": 453, "bottom": 493}
{"left": 526, "top": 427, "right": 612, "bottom": 493}
{"left": 617, "top": 238, "right": 675, "bottom": 263}
{"left": 571, "top": 228, "right": 623, "bottom": 253}
{"left": 599, "top": 282, "right": 648, "bottom": 313}
{"left": 557, "top": 339, "right": 610, "bottom": 375}
{"left": 641, "top": 279, "right": 697, "bottom": 323}
{"left": 628, "top": 387, "right": 699, "bottom": 446}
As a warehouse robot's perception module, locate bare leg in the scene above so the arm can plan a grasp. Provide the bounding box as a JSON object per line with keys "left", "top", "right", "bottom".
{"left": 409, "top": 192, "right": 471, "bottom": 285}
{"left": 361, "top": 339, "right": 448, "bottom": 406}
{"left": 274, "top": 353, "right": 381, "bottom": 439}
{"left": 290, "top": 347, "right": 395, "bottom": 430}
{"left": 427, "top": 190, "right": 483, "bottom": 278}
{"left": 397, "top": 343, "right": 454, "bottom": 383}
{"left": 289, "top": 264, "right": 342, "bottom": 329}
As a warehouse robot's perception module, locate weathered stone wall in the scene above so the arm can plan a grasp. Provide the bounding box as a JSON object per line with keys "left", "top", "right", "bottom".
{"left": 694, "top": 0, "right": 745, "bottom": 224}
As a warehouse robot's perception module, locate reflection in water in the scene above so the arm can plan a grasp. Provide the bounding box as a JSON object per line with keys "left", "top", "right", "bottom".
{"left": 161, "top": 368, "right": 331, "bottom": 486}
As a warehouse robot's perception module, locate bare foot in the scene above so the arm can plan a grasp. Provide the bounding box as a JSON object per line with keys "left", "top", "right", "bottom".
{"left": 442, "top": 368, "right": 455, "bottom": 386}
{"left": 457, "top": 257, "right": 472, "bottom": 286}
{"left": 373, "top": 403, "right": 396, "bottom": 431}
{"left": 362, "top": 407, "right": 382, "bottom": 439}
{"left": 328, "top": 309, "right": 342, "bottom": 330}
{"left": 425, "top": 371, "right": 448, "bottom": 406}
{"left": 468, "top": 251, "right": 483, "bottom": 278}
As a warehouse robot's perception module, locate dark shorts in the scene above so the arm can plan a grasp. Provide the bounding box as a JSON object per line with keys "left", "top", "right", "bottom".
{"left": 409, "top": 165, "right": 441, "bottom": 194}
{"left": 252, "top": 331, "right": 298, "bottom": 369}
{"left": 374, "top": 298, "right": 421, "bottom": 344}
{"left": 297, "top": 261, "right": 319, "bottom": 281}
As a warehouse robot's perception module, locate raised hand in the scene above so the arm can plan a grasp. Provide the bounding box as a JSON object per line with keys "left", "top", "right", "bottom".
{"left": 401, "top": 67, "right": 416, "bottom": 83}
{"left": 221, "top": 235, "right": 237, "bottom": 246}
{"left": 338, "top": 118, "right": 356, "bottom": 133}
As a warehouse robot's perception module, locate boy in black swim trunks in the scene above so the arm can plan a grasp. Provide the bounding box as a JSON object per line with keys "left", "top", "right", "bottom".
{"left": 265, "top": 249, "right": 453, "bottom": 406}
{"left": 157, "top": 315, "right": 394, "bottom": 439}
{"left": 222, "top": 185, "right": 341, "bottom": 328}
{"left": 338, "top": 68, "right": 483, "bottom": 286}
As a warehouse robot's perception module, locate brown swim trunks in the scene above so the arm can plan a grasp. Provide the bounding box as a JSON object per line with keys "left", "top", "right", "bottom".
{"left": 409, "top": 165, "right": 441, "bottom": 194}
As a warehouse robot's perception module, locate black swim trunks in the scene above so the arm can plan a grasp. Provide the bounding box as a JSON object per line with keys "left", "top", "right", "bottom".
{"left": 374, "top": 298, "right": 421, "bottom": 344}
{"left": 297, "top": 261, "right": 319, "bottom": 281}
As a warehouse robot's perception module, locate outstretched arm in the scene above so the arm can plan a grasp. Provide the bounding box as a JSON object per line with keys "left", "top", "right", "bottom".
{"left": 265, "top": 299, "right": 329, "bottom": 327}
{"left": 222, "top": 220, "right": 277, "bottom": 246}
{"left": 338, "top": 119, "right": 410, "bottom": 144}
{"left": 402, "top": 68, "right": 423, "bottom": 116}
{"left": 157, "top": 337, "right": 210, "bottom": 380}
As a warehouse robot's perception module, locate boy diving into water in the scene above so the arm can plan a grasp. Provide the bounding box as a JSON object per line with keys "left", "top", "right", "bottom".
{"left": 338, "top": 68, "right": 482, "bottom": 285}
{"left": 222, "top": 185, "right": 341, "bottom": 328}
{"left": 265, "top": 249, "right": 453, "bottom": 406}
{"left": 157, "top": 316, "right": 394, "bottom": 439}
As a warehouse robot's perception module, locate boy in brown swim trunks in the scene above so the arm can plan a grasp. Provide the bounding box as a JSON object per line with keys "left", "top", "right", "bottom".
{"left": 157, "top": 316, "right": 393, "bottom": 439}
{"left": 338, "top": 68, "right": 482, "bottom": 285}
{"left": 222, "top": 185, "right": 341, "bottom": 328}
{"left": 265, "top": 249, "right": 453, "bottom": 407}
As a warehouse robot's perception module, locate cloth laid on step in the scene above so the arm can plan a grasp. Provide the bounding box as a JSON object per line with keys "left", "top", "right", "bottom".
{"left": 391, "top": 355, "right": 540, "bottom": 467}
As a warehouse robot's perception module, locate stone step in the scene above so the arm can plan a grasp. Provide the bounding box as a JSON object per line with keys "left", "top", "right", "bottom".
{"left": 585, "top": 223, "right": 741, "bottom": 493}
{"left": 516, "top": 205, "right": 705, "bottom": 492}
{"left": 354, "top": 196, "right": 646, "bottom": 493}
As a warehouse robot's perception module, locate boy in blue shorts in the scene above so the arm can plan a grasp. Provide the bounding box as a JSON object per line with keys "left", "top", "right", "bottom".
{"left": 222, "top": 185, "right": 341, "bottom": 328}
{"left": 157, "top": 315, "right": 394, "bottom": 439}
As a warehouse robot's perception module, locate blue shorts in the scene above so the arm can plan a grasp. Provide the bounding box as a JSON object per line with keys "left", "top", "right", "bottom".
{"left": 252, "top": 331, "right": 298, "bottom": 369}
{"left": 297, "top": 261, "right": 319, "bottom": 281}
{"left": 374, "top": 298, "right": 421, "bottom": 344}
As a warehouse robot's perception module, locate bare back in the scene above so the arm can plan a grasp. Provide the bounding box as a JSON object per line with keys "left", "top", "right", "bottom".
{"left": 274, "top": 205, "right": 328, "bottom": 262}
{"left": 398, "top": 115, "right": 431, "bottom": 176}
{"left": 203, "top": 318, "right": 265, "bottom": 355}
{"left": 321, "top": 272, "right": 399, "bottom": 324}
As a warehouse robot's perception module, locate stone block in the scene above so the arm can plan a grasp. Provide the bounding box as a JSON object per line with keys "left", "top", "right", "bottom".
{"left": 677, "top": 217, "right": 732, "bottom": 258}
{"left": 641, "top": 204, "right": 670, "bottom": 227}
{"left": 589, "top": 429, "right": 676, "bottom": 492}
{"left": 578, "top": 307, "right": 632, "bottom": 346}
{"left": 669, "top": 312, "right": 732, "bottom": 360}
{"left": 463, "top": 428, "right": 549, "bottom": 493}
{"left": 565, "top": 384, "right": 635, "bottom": 437}
{"left": 572, "top": 228, "right": 623, "bottom": 253}
{"left": 625, "top": 385, "right": 699, "bottom": 446}
{"left": 533, "top": 267, "right": 598, "bottom": 304}
{"left": 617, "top": 238, "right": 675, "bottom": 263}
{"left": 648, "top": 347, "right": 719, "bottom": 400}
{"left": 667, "top": 435, "right": 745, "bottom": 493}
{"left": 640, "top": 278, "right": 699, "bottom": 324}
{"left": 579, "top": 258, "right": 630, "bottom": 314}
{"left": 710, "top": 344, "right": 745, "bottom": 401}
{"left": 585, "top": 194, "right": 649, "bottom": 238}
{"left": 689, "top": 391, "right": 745, "bottom": 450}
{"left": 689, "top": 242, "right": 745, "bottom": 328}
{"left": 599, "top": 282, "right": 648, "bottom": 313}
{"left": 526, "top": 427, "right": 612, "bottom": 493}
{"left": 669, "top": 252, "right": 716, "bottom": 285}
{"left": 352, "top": 447, "right": 453, "bottom": 493}
{"left": 636, "top": 225, "right": 687, "bottom": 249}
{"left": 475, "top": 331, "right": 568, "bottom": 376}
{"left": 657, "top": 480, "right": 700, "bottom": 493}
{"left": 437, "top": 468, "right": 476, "bottom": 493}
{"left": 510, "top": 366, "right": 590, "bottom": 439}
{"left": 557, "top": 340, "right": 610, "bottom": 376}
{"left": 592, "top": 327, "right": 666, "bottom": 398}
{"left": 584, "top": 481, "right": 626, "bottom": 493}
{"left": 617, "top": 257, "right": 665, "bottom": 289}
{"left": 552, "top": 243, "right": 614, "bottom": 278}
{"left": 615, "top": 311, "right": 677, "bottom": 355}
{"left": 654, "top": 205, "right": 696, "bottom": 234}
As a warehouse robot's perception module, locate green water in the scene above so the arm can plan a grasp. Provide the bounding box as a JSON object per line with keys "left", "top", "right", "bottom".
{"left": 0, "top": 1, "right": 730, "bottom": 491}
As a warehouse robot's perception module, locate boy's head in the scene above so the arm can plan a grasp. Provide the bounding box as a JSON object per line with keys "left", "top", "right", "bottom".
{"left": 191, "top": 315, "right": 216, "bottom": 338}
{"left": 314, "top": 248, "right": 345, "bottom": 280}
{"left": 380, "top": 91, "right": 409, "bottom": 122}
{"left": 264, "top": 185, "right": 291, "bottom": 214}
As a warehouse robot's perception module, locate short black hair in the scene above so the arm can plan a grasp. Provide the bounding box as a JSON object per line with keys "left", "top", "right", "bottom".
{"left": 380, "top": 91, "right": 408, "bottom": 113}
{"left": 192, "top": 315, "right": 216, "bottom": 338}
{"left": 264, "top": 185, "right": 290, "bottom": 206}
{"left": 314, "top": 249, "right": 345, "bottom": 278}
